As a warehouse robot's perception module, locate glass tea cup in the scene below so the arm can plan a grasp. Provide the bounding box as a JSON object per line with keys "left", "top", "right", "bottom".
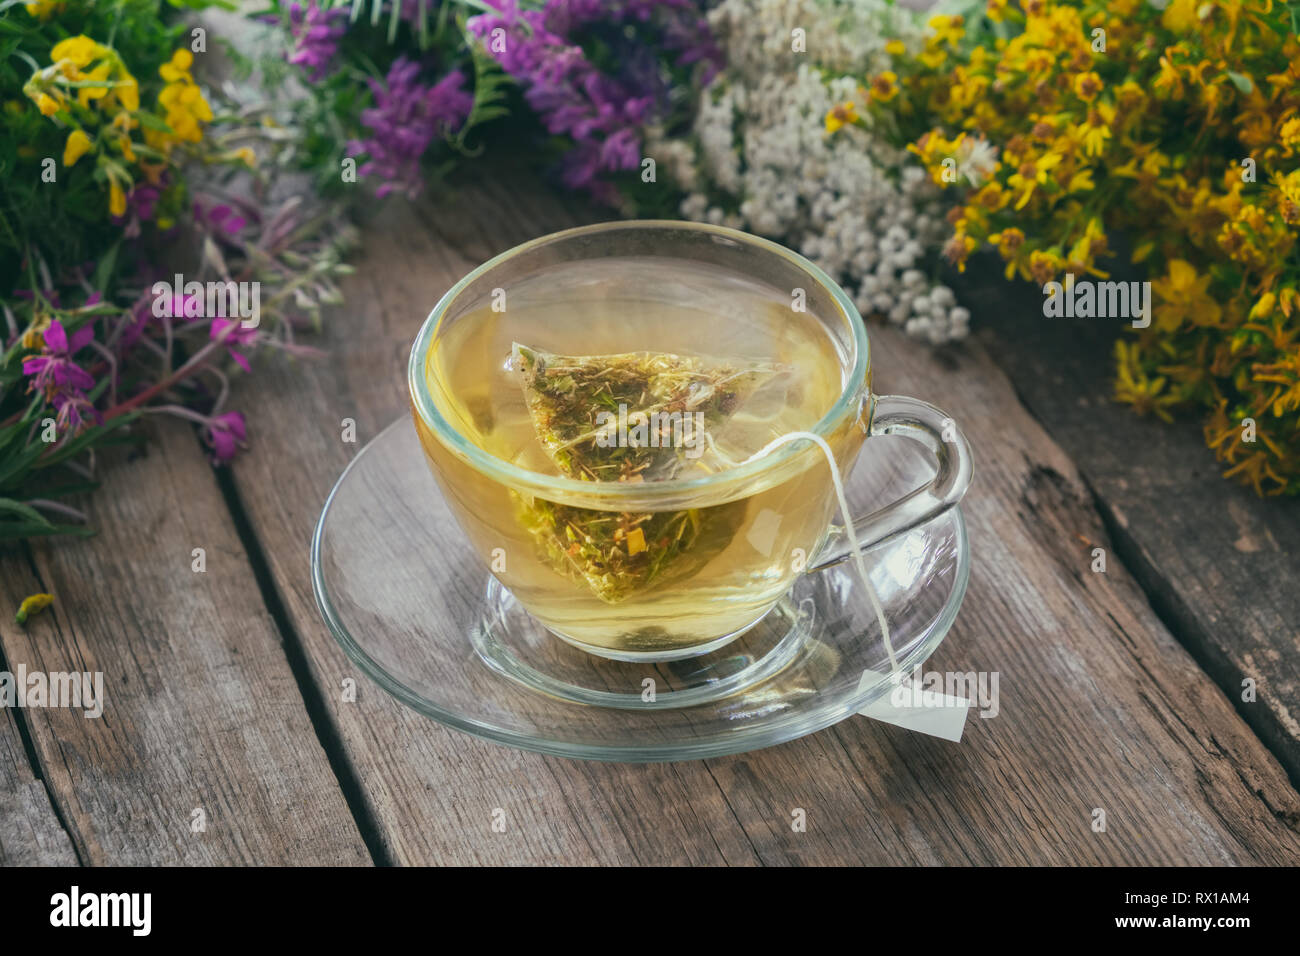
{"left": 408, "top": 221, "right": 972, "bottom": 662}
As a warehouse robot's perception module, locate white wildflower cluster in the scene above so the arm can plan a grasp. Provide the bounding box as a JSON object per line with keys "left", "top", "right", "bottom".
{"left": 662, "top": 0, "right": 969, "bottom": 344}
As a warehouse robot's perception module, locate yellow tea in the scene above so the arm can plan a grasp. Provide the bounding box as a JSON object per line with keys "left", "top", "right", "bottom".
{"left": 417, "top": 256, "right": 864, "bottom": 658}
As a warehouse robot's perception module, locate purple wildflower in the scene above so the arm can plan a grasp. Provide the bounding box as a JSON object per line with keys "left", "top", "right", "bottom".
{"left": 347, "top": 59, "right": 473, "bottom": 199}
{"left": 204, "top": 410, "right": 247, "bottom": 464}
{"left": 468, "top": 0, "right": 723, "bottom": 203}
{"left": 23, "top": 320, "right": 95, "bottom": 395}
{"left": 194, "top": 200, "right": 248, "bottom": 237}
{"left": 22, "top": 319, "right": 100, "bottom": 434}
{"left": 51, "top": 389, "right": 102, "bottom": 433}
{"left": 287, "top": 1, "right": 347, "bottom": 81}
{"left": 210, "top": 317, "right": 258, "bottom": 373}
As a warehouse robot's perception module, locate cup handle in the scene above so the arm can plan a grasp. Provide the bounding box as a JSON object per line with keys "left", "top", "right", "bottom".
{"left": 808, "top": 394, "right": 973, "bottom": 572}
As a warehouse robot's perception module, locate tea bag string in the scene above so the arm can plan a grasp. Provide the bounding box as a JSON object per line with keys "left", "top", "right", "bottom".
{"left": 740, "top": 432, "right": 899, "bottom": 674}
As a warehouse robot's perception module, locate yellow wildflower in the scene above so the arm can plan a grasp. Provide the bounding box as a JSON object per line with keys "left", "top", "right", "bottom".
{"left": 1277, "top": 171, "right": 1300, "bottom": 226}
{"left": 62, "top": 128, "right": 92, "bottom": 166}
{"left": 114, "top": 74, "right": 139, "bottom": 113}
{"left": 1007, "top": 151, "right": 1062, "bottom": 209}
{"left": 1067, "top": 168, "right": 1096, "bottom": 193}
{"left": 1077, "top": 103, "right": 1115, "bottom": 157}
{"left": 929, "top": 14, "right": 965, "bottom": 48}
{"left": 824, "top": 101, "right": 859, "bottom": 133}
{"left": 15, "top": 593, "right": 54, "bottom": 626}
{"left": 989, "top": 227, "right": 1026, "bottom": 278}
{"left": 869, "top": 71, "right": 899, "bottom": 103}
{"left": 942, "top": 232, "right": 978, "bottom": 271}
{"left": 1114, "top": 341, "right": 1178, "bottom": 424}
{"left": 23, "top": 0, "right": 64, "bottom": 20}
{"left": 1161, "top": 0, "right": 1200, "bottom": 33}
{"left": 885, "top": 40, "right": 906, "bottom": 58}
{"left": 36, "top": 92, "right": 60, "bottom": 116}
{"left": 77, "top": 62, "right": 112, "bottom": 108}
{"left": 50, "top": 35, "right": 106, "bottom": 69}
{"left": 1028, "top": 249, "right": 1063, "bottom": 285}
{"left": 1073, "top": 72, "right": 1103, "bottom": 103}
{"left": 1249, "top": 292, "right": 1277, "bottom": 321}
{"left": 1151, "top": 260, "right": 1222, "bottom": 331}
{"left": 20, "top": 314, "right": 50, "bottom": 349}
{"left": 1115, "top": 81, "right": 1146, "bottom": 113}
{"left": 109, "top": 180, "right": 126, "bottom": 218}
{"left": 160, "top": 48, "right": 194, "bottom": 82}
{"left": 1154, "top": 51, "right": 1184, "bottom": 98}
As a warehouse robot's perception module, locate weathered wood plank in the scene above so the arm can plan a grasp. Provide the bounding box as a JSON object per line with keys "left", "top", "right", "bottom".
{"left": 951, "top": 262, "right": 1300, "bottom": 784}
{"left": 0, "top": 701, "right": 78, "bottom": 865}
{"left": 226, "top": 167, "right": 1300, "bottom": 864}
{"left": 0, "top": 424, "right": 371, "bottom": 865}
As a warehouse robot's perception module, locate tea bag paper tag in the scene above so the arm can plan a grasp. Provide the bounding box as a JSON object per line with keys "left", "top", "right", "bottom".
{"left": 855, "top": 670, "right": 970, "bottom": 742}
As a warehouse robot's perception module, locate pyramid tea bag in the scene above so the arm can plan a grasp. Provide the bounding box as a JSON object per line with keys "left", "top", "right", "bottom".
{"left": 510, "top": 343, "right": 790, "bottom": 603}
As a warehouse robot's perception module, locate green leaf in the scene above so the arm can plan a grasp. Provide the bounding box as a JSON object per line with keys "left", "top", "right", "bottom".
{"left": 92, "top": 240, "right": 120, "bottom": 294}
{"left": 0, "top": 519, "right": 95, "bottom": 542}
{"left": 0, "top": 436, "right": 48, "bottom": 491}
{"left": 133, "top": 112, "right": 175, "bottom": 134}
{"left": 36, "top": 411, "right": 141, "bottom": 468}
{"left": 0, "top": 497, "right": 53, "bottom": 528}
{"left": 1227, "top": 71, "right": 1253, "bottom": 94}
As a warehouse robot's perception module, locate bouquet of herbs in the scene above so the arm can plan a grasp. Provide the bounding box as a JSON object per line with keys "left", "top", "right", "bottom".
{"left": 251, "top": 0, "right": 506, "bottom": 199}
{"left": 872, "top": 0, "right": 1300, "bottom": 495}
{"left": 1, "top": 0, "right": 354, "bottom": 541}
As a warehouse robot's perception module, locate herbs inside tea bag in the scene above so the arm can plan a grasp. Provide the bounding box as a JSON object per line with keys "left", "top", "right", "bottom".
{"left": 511, "top": 343, "right": 789, "bottom": 603}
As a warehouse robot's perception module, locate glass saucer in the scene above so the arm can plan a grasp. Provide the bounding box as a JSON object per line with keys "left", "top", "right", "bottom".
{"left": 311, "top": 418, "right": 970, "bottom": 762}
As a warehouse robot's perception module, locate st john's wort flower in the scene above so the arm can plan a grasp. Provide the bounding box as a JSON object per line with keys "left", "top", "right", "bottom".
{"left": 347, "top": 59, "right": 473, "bottom": 199}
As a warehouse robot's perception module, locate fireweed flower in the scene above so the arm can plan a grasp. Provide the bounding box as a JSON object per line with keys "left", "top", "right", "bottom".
{"left": 347, "top": 59, "right": 473, "bottom": 199}
{"left": 468, "top": 0, "right": 723, "bottom": 204}
{"left": 210, "top": 317, "right": 258, "bottom": 372}
{"left": 204, "top": 410, "right": 247, "bottom": 464}
{"left": 51, "top": 389, "right": 101, "bottom": 433}
{"left": 22, "top": 319, "right": 100, "bottom": 433}
{"left": 22, "top": 319, "right": 95, "bottom": 396}
{"left": 286, "top": 1, "right": 347, "bottom": 81}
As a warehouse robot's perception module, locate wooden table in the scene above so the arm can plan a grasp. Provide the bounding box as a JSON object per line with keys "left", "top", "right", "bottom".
{"left": 3, "top": 173, "right": 1298, "bottom": 866}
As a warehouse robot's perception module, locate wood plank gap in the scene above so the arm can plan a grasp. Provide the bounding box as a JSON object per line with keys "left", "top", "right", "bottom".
{"left": 0, "top": 542, "right": 86, "bottom": 865}
{"left": 1084, "top": 476, "right": 1300, "bottom": 791}
{"left": 211, "top": 461, "right": 393, "bottom": 866}
{"left": 988, "top": 356, "right": 1299, "bottom": 791}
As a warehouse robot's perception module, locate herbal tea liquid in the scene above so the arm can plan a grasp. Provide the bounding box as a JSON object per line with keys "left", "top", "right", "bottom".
{"left": 417, "top": 257, "right": 865, "bottom": 657}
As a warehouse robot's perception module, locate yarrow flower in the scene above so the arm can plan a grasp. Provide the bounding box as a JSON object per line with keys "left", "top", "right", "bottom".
{"left": 675, "top": 0, "right": 967, "bottom": 343}
{"left": 347, "top": 59, "right": 473, "bottom": 199}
